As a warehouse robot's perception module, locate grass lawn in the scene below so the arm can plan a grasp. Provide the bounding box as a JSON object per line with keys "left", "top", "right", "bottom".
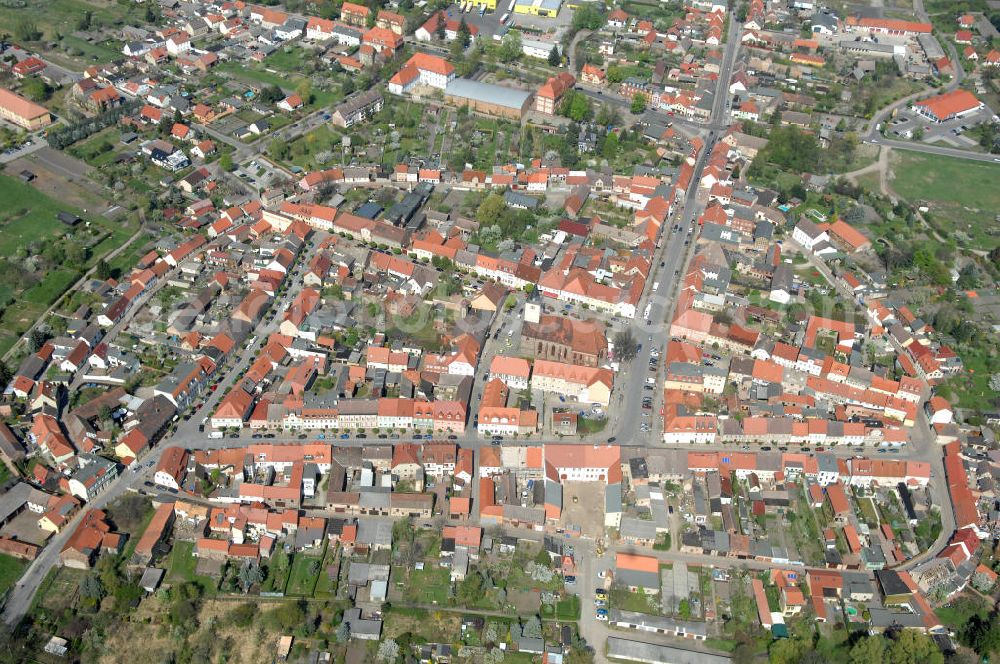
{"left": 285, "top": 550, "right": 324, "bottom": 596}
{"left": 555, "top": 594, "right": 581, "bottom": 620}
{"left": 59, "top": 34, "right": 121, "bottom": 63}
{"left": 285, "top": 124, "right": 345, "bottom": 170}
{"left": 166, "top": 541, "right": 217, "bottom": 594}
{"left": 936, "top": 594, "right": 989, "bottom": 630}
{"left": 402, "top": 565, "right": 452, "bottom": 605}
{"left": 68, "top": 126, "right": 123, "bottom": 167}
{"left": 262, "top": 549, "right": 291, "bottom": 593}
{"left": 263, "top": 45, "right": 311, "bottom": 73}
{"left": 217, "top": 62, "right": 295, "bottom": 91}
{"left": 577, "top": 417, "right": 608, "bottom": 435}
{"left": 856, "top": 496, "right": 880, "bottom": 527}
{"left": 0, "top": 553, "right": 26, "bottom": 595}
{"left": 890, "top": 151, "right": 1000, "bottom": 250}
{"left": 939, "top": 341, "right": 1000, "bottom": 410}
{"left": 610, "top": 586, "right": 660, "bottom": 613}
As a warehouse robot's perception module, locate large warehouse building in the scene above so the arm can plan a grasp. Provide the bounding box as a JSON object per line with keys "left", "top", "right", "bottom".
{"left": 0, "top": 87, "right": 52, "bottom": 131}
{"left": 444, "top": 79, "right": 533, "bottom": 120}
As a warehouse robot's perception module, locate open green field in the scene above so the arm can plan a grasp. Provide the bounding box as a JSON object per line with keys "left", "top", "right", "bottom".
{"left": 0, "top": 0, "right": 132, "bottom": 40}
{"left": 0, "top": 175, "right": 138, "bottom": 355}
{"left": 0, "top": 553, "right": 26, "bottom": 595}
{"left": 217, "top": 62, "right": 293, "bottom": 91}
{"left": 0, "top": 175, "right": 79, "bottom": 255}
{"left": 890, "top": 151, "right": 1000, "bottom": 250}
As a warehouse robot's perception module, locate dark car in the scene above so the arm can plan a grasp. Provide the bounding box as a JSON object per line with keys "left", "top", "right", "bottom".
{"left": 356, "top": 433, "right": 367, "bottom": 439}
{"left": 297, "top": 433, "right": 308, "bottom": 439}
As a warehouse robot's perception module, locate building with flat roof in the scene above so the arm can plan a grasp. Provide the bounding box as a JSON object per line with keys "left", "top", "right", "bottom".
{"left": 444, "top": 79, "right": 533, "bottom": 120}
{"left": 0, "top": 87, "right": 52, "bottom": 130}
{"left": 514, "top": 0, "right": 562, "bottom": 16}
{"left": 607, "top": 638, "right": 732, "bottom": 664}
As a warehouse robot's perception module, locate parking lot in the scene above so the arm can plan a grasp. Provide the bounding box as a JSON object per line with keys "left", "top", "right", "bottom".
{"left": 885, "top": 104, "right": 998, "bottom": 148}
{"left": 441, "top": 0, "right": 574, "bottom": 41}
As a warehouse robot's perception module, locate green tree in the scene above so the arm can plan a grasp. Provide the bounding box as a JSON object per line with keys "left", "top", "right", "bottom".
{"left": 0, "top": 361, "right": 12, "bottom": 391}
{"left": 457, "top": 18, "right": 471, "bottom": 48}
{"left": 959, "top": 614, "right": 1000, "bottom": 656}
{"left": 220, "top": 153, "right": 234, "bottom": 171}
{"left": 476, "top": 193, "right": 506, "bottom": 226}
{"left": 596, "top": 104, "right": 620, "bottom": 127}
{"left": 758, "top": 126, "right": 820, "bottom": 172}
{"left": 560, "top": 91, "right": 592, "bottom": 122}
{"left": 270, "top": 139, "right": 290, "bottom": 161}
{"left": 613, "top": 329, "right": 638, "bottom": 362}
{"left": 14, "top": 20, "right": 41, "bottom": 42}
{"left": 572, "top": 4, "right": 604, "bottom": 30}
{"left": 548, "top": 45, "right": 560, "bottom": 66}
{"left": 456, "top": 572, "right": 485, "bottom": 605}
{"left": 265, "top": 600, "right": 307, "bottom": 631}
{"left": 435, "top": 11, "right": 446, "bottom": 40}
{"left": 295, "top": 79, "right": 314, "bottom": 105}
{"left": 849, "top": 635, "right": 886, "bottom": 664}
{"left": 259, "top": 85, "right": 285, "bottom": 104}
{"left": 80, "top": 574, "right": 105, "bottom": 601}
{"left": 95, "top": 258, "right": 112, "bottom": 280}
{"left": 769, "top": 638, "right": 806, "bottom": 664}
{"left": 20, "top": 78, "right": 51, "bottom": 103}
{"left": 606, "top": 66, "right": 628, "bottom": 84}
{"left": 498, "top": 31, "right": 522, "bottom": 62}
{"left": 602, "top": 131, "right": 619, "bottom": 160}
{"left": 887, "top": 630, "right": 944, "bottom": 664}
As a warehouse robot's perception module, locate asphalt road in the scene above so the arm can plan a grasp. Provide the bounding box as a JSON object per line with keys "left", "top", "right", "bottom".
{"left": 863, "top": 136, "right": 1000, "bottom": 163}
